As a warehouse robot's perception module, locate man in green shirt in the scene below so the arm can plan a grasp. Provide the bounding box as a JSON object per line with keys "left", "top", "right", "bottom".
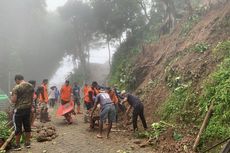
{"left": 11, "top": 74, "right": 34, "bottom": 151}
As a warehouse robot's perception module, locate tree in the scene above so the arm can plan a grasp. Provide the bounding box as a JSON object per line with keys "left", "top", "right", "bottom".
{"left": 59, "top": 0, "right": 96, "bottom": 80}
{"left": 92, "top": 0, "right": 145, "bottom": 66}
{"left": 185, "top": 0, "right": 193, "bottom": 15}
{"left": 161, "top": 0, "right": 177, "bottom": 33}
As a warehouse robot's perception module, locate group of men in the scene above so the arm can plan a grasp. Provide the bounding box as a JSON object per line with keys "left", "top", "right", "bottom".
{"left": 10, "top": 74, "right": 148, "bottom": 151}
{"left": 83, "top": 81, "right": 148, "bottom": 138}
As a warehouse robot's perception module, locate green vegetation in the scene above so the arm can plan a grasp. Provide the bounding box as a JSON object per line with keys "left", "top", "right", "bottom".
{"left": 0, "top": 111, "right": 10, "bottom": 140}
{"left": 198, "top": 41, "right": 230, "bottom": 147}
{"left": 191, "top": 42, "right": 209, "bottom": 53}
{"left": 157, "top": 41, "right": 230, "bottom": 151}
{"left": 109, "top": 37, "right": 138, "bottom": 90}
{"left": 213, "top": 40, "right": 230, "bottom": 59}
{"left": 173, "top": 131, "right": 183, "bottom": 141}
{"left": 136, "top": 121, "right": 168, "bottom": 139}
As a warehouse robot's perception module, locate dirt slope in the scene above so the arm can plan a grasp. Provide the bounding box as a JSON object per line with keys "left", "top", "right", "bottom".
{"left": 134, "top": 2, "right": 230, "bottom": 122}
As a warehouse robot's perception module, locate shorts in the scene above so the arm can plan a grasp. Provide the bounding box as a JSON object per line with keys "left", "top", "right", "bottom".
{"left": 74, "top": 97, "right": 81, "bottom": 106}
{"left": 100, "top": 104, "right": 116, "bottom": 123}
{"left": 13, "top": 108, "right": 31, "bottom": 135}
{"left": 85, "top": 102, "right": 93, "bottom": 110}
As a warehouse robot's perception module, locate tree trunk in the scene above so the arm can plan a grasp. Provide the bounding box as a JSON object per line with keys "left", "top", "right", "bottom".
{"left": 119, "top": 36, "right": 122, "bottom": 46}
{"left": 185, "top": 0, "right": 193, "bottom": 15}
{"left": 107, "top": 39, "right": 111, "bottom": 67}
{"left": 161, "top": 0, "right": 177, "bottom": 33}
{"left": 137, "top": 0, "right": 151, "bottom": 22}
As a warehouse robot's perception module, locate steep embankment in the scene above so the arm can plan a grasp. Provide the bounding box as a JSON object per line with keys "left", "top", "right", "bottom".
{"left": 136, "top": 1, "right": 229, "bottom": 119}
{"left": 130, "top": 2, "right": 229, "bottom": 152}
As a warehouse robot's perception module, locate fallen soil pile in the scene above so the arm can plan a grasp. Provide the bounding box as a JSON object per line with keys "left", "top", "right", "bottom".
{"left": 34, "top": 124, "right": 58, "bottom": 142}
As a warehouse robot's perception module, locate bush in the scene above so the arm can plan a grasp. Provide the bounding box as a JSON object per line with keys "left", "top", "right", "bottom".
{"left": 199, "top": 57, "right": 230, "bottom": 142}
{"left": 213, "top": 40, "right": 230, "bottom": 60}
{"left": 192, "top": 43, "right": 209, "bottom": 53}
{"left": 0, "top": 111, "right": 10, "bottom": 140}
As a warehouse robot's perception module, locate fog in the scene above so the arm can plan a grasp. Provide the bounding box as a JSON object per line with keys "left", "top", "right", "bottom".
{"left": 0, "top": 0, "right": 159, "bottom": 92}
{"left": 0, "top": 0, "right": 113, "bottom": 92}
{"left": 49, "top": 54, "right": 77, "bottom": 89}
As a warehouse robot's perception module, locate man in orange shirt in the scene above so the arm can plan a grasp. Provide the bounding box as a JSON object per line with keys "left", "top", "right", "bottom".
{"left": 39, "top": 79, "right": 50, "bottom": 123}
{"left": 83, "top": 83, "right": 93, "bottom": 112}
{"left": 60, "top": 80, "right": 73, "bottom": 124}
{"left": 108, "top": 87, "right": 119, "bottom": 126}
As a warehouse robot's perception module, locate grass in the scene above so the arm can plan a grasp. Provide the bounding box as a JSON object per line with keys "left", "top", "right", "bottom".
{"left": 191, "top": 43, "right": 209, "bottom": 53}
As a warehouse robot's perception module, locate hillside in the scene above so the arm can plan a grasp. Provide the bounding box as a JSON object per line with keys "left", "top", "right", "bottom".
{"left": 135, "top": 1, "right": 229, "bottom": 120}
{"left": 111, "top": 1, "right": 230, "bottom": 152}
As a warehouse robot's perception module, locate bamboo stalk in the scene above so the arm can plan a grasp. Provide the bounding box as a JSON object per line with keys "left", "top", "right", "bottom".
{"left": 111, "top": 129, "right": 127, "bottom": 132}
{"left": 9, "top": 126, "right": 14, "bottom": 132}
{"left": 0, "top": 131, "right": 15, "bottom": 151}
{"left": 193, "top": 103, "right": 214, "bottom": 151}
{"left": 220, "top": 140, "right": 230, "bottom": 153}
{"left": 5, "top": 121, "right": 12, "bottom": 127}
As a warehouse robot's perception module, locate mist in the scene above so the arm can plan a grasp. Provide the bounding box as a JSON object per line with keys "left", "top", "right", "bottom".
{"left": 49, "top": 54, "right": 76, "bottom": 89}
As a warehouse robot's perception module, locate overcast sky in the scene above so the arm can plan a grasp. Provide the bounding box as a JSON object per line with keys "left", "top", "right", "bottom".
{"left": 46, "top": 0, "right": 67, "bottom": 11}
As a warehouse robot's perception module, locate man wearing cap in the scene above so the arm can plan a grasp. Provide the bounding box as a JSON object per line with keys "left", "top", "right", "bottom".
{"left": 91, "top": 89, "right": 116, "bottom": 139}
{"left": 121, "top": 90, "right": 147, "bottom": 132}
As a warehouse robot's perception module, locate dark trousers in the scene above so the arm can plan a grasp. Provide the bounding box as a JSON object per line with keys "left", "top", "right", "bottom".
{"left": 13, "top": 108, "right": 31, "bottom": 135}
{"left": 49, "top": 99, "right": 55, "bottom": 108}
{"left": 132, "top": 103, "right": 147, "bottom": 131}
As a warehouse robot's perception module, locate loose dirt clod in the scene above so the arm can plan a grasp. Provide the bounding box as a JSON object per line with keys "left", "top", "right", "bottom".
{"left": 34, "top": 124, "right": 58, "bottom": 142}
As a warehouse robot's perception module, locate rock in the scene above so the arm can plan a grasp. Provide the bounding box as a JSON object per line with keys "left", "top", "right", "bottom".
{"left": 140, "top": 143, "right": 148, "bottom": 148}
{"left": 37, "top": 136, "right": 48, "bottom": 142}
{"left": 130, "top": 145, "right": 135, "bottom": 150}
{"left": 39, "top": 130, "right": 47, "bottom": 137}
{"left": 47, "top": 129, "right": 54, "bottom": 137}
{"left": 47, "top": 137, "right": 52, "bottom": 141}
{"left": 42, "top": 127, "right": 48, "bottom": 131}
{"left": 51, "top": 135, "right": 56, "bottom": 139}
{"left": 47, "top": 125, "right": 56, "bottom": 131}
{"left": 183, "top": 145, "right": 188, "bottom": 153}
{"left": 52, "top": 141, "right": 57, "bottom": 145}
{"left": 43, "top": 150, "right": 47, "bottom": 153}
{"left": 133, "top": 139, "right": 142, "bottom": 144}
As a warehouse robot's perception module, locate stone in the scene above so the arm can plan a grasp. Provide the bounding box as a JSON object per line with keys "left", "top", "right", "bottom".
{"left": 133, "top": 139, "right": 142, "bottom": 144}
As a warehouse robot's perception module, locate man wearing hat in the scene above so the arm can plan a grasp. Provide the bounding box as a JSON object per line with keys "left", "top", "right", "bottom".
{"left": 121, "top": 90, "right": 147, "bottom": 132}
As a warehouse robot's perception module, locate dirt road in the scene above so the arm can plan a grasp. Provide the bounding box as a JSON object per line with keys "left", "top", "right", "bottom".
{"left": 10, "top": 109, "right": 152, "bottom": 153}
